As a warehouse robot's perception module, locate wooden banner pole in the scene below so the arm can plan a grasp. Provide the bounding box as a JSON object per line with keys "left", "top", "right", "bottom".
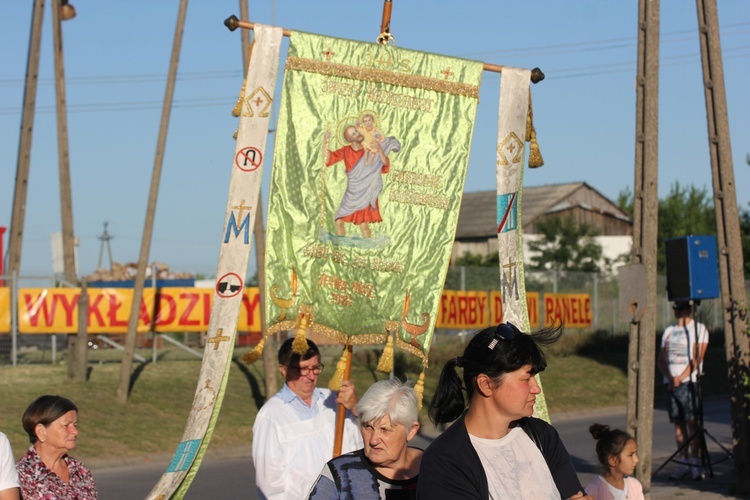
{"left": 223, "top": 15, "right": 545, "bottom": 83}
{"left": 380, "top": 0, "right": 393, "bottom": 36}
{"left": 332, "top": 344, "right": 353, "bottom": 457}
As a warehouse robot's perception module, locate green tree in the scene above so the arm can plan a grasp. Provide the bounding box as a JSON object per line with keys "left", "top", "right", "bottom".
{"left": 657, "top": 182, "right": 716, "bottom": 272}
{"left": 741, "top": 204, "right": 750, "bottom": 278}
{"left": 527, "top": 215, "right": 603, "bottom": 272}
{"left": 617, "top": 186, "right": 634, "bottom": 219}
{"left": 452, "top": 251, "right": 498, "bottom": 267}
{"left": 617, "top": 182, "right": 717, "bottom": 273}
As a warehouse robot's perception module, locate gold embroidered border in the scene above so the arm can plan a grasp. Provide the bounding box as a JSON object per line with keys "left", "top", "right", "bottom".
{"left": 266, "top": 321, "right": 297, "bottom": 336}
{"left": 267, "top": 320, "right": 388, "bottom": 346}
{"left": 286, "top": 56, "right": 479, "bottom": 99}
{"left": 384, "top": 320, "right": 399, "bottom": 334}
{"left": 396, "top": 336, "right": 427, "bottom": 361}
{"left": 309, "top": 323, "right": 388, "bottom": 346}
{"left": 265, "top": 311, "right": 425, "bottom": 358}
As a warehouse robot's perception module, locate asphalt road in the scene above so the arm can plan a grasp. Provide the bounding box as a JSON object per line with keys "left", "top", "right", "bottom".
{"left": 91, "top": 396, "right": 739, "bottom": 499}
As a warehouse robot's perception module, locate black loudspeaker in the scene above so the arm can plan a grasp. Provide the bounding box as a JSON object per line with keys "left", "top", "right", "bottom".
{"left": 665, "top": 235, "right": 720, "bottom": 302}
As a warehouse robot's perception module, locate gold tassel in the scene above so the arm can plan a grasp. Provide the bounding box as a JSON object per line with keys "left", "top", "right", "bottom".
{"left": 528, "top": 126, "right": 544, "bottom": 168}
{"left": 526, "top": 90, "right": 544, "bottom": 168}
{"left": 241, "top": 336, "right": 265, "bottom": 365}
{"left": 328, "top": 347, "right": 349, "bottom": 391}
{"left": 376, "top": 335, "right": 394, "bottom": 374}
{"left": 291, "top": 314, "right": 311, "bottom": 355}
{"left": 291, "top": 330, "right": 309, "bottom": 356}
{"left": 414, "top": 370, "right": 426, "bottom": 410}
{"left": 525, "top": 105, "right": 533, "bottom": 143}
{"left": 232, "top": 78, "right": 247, "bottom": 118}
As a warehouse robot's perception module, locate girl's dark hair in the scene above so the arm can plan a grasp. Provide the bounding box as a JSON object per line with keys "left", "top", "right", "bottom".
{"left": 589, "top": 423, "right": 634, "bottom": 470}
{"left": 22, "top": 395, "right": 78, "bottom": 444}
{"left": 428, "top": 322, "right": 562, "bottom": 424}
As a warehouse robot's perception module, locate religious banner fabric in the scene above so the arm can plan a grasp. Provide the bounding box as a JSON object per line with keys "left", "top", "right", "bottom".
{"left": 146, "top": 24, "right": 284, "bottom": 500}
{"left": 264, "top": 31, "right": 483, "bottom": 364}
{"left": 495, "top": 68, "right": 551, "bottom": 421}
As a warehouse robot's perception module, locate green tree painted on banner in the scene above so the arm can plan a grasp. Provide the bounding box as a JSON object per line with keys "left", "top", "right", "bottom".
{"left": 527, "top": 216, "right": 603, "bottom": 272}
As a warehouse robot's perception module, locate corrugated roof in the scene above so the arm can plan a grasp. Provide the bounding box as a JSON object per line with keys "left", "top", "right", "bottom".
{"left": 455, "top": 182, "right": 628, "bottom": 238}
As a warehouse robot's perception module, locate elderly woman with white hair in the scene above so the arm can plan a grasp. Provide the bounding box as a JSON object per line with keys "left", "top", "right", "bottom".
{"left": 307, "top": 378, "right": 422, "bottom": 499}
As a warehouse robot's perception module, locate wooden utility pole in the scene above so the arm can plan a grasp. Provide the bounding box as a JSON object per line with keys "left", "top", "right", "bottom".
{"left": 629, "top": 0, "right": 660, "bottom": 491}
{"left": 239, "top": 0, "right": 276, "bottom": 400}
{"left": 52, "top": 0, "right": 77, "bottom": 286}
{"left": 51, "top": 0, "right": 87, "bottom": 378}
{"left": 7, "top": 0, "right": 45, "bottom": 277}
{"left": 695, "top": 0, "right": 750, "bottom": 493}
{"left": 117, "top": 0, "right": 189, "bottom": 403}
{"left": 68, "top": 280, "right": 89, "bottom": 382}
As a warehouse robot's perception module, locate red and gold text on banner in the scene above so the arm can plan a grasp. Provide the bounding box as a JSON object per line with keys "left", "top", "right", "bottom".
{"left": 437, "top": 291, "right": 541, "bottom": 330}
{"left": 544, "top": 293, "right": 592, "bottom": 328}
{"left": 11, "top": 288, "right": 262, "bottom": 334}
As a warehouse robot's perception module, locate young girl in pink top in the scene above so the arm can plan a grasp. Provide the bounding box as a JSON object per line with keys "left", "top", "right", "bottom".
{"left": 585, "top": 424, "right": 644, "bottom": 500}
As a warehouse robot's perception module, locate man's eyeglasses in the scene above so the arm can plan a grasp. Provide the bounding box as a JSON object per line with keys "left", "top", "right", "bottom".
{"left": 289, "top": 364, "right": 325, "bottom": 376}
{"left": 488, "top": 323, "right": 516, "bottom": 350}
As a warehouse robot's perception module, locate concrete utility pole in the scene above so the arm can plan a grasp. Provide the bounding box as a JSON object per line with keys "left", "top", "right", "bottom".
{"left": 7, "top": 0, "right": 45, "bottom": 277}
{"left": 239, "top": 0, "right": 276, "bottom": 400}
{"left": 695, "top": 0, "right": 750, "bottom": 493}
{"left": 629, "top": 0, "right": 660, "bottom": 491}
{"left": 117, "top": 0, "right": 189, "bottom": 403}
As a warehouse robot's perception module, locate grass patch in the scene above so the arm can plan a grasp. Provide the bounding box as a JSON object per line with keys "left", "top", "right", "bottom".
{"left": 0, "top": 330, "right": 728, "bottom": 462}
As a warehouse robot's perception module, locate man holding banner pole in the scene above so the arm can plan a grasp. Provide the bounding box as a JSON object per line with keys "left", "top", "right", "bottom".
{"left": 252, "top": 338, "right": 363, "bottom": 499}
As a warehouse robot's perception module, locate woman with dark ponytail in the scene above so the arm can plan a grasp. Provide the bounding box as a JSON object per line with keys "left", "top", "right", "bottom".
{"left": 417, "top": 322, "right": 591, "bottom": 499}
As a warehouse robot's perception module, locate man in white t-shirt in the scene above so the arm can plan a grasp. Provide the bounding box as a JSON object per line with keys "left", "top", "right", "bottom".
{"left": 252, "top": 338, "right": 363, "bottom": 499}
{"left": 0, "top": 431, "right": 20, "bottom": 500}
{"left": 658, "top": 300, "right": 709, "bottom": 481}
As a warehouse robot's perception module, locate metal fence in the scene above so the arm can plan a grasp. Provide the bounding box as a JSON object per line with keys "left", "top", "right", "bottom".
{"left": 445, "top": 267, "right": 731, "bottom": 334}
{"left": 1, "top": 268, "right": 745, "bottom": 366}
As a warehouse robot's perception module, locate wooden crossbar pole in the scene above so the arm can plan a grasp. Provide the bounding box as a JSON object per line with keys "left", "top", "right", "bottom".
{"left": 223, "top": 15, "right": 545, "bottom": 83}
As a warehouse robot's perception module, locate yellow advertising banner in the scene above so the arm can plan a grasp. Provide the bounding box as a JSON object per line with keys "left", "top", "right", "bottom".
{"left": 437, "top": 291, "right": 541, "bottom": 330}
{"left": 15, "top": 288, "right": 262, "bottom": 334}
{"left": 2, "top": 287, "right": 588, "bottom": 334}
{"left": 0, "top": 287, "right": 9, "bottom": 333}
{"left": 487, "top": 291, "right": 540, "bottom": 329}
{"left": 544, "top": 293, "right": 592, "bottom": 328}
{"left": 436, "top": 290, "right": 491, "bottom": 330}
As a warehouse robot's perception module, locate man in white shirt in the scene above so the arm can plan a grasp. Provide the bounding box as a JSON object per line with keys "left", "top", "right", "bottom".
{"left": 658, "top": 300, "right": 709, "bottom": 481}
{"left": 252, "top": 338, "right": 363, "bottom": 499}
{"left": 0, "top": 431, "right": 20, "bottom": 500}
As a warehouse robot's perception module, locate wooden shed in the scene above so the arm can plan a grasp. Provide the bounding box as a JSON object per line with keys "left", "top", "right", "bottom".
{"left": 452, "top": 182, "right": 633, "bottom": 264}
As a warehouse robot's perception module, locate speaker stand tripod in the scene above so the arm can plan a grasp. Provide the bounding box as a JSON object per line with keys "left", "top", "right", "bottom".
{"left": 652, "top": 378, "right": 732, "bottom": 480}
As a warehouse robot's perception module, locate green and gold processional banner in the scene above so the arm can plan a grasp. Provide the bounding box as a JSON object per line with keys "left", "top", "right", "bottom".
{"left": 250, "top": 31, "right": 483, "bottom": 391}
{"left": 143, "top": 22, "right": 548, "bottom": 500}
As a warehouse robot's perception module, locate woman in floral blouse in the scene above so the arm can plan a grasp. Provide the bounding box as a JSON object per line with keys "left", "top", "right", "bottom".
{"left": 16, "top": 395, "right": 98, "bottom": 499}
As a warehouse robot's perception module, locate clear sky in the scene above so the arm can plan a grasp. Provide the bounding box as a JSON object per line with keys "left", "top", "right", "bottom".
{"left": 1, "top": 0, "right": 748, "bottom": 280}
